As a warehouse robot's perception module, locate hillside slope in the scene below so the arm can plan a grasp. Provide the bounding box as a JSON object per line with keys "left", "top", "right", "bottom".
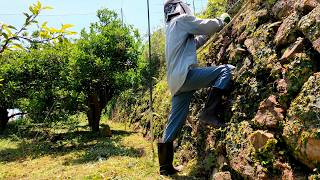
{"left": 112, "top": 0, "right": 320, "bottom": 179}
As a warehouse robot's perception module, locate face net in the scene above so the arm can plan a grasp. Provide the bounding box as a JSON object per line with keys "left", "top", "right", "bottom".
{"left": 164, "top": 3, "right": 178, "bottom": 21}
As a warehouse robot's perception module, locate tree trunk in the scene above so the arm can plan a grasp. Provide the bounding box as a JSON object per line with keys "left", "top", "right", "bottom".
{"left": 0, "top": 108, "right": 9, "bottom": 132}
{"left": 86, "top": 86, "right": 112, "bottom": 132}
{"left": 87, "top": 93, "right": 102, "bottom": 132}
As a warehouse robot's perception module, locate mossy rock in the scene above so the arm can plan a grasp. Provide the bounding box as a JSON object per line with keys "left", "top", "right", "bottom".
{"left": 225, "top": 121, "right": 279, "bottom": 179}
{"left": 283, "top": 73, "right": 320, "bottom": 169}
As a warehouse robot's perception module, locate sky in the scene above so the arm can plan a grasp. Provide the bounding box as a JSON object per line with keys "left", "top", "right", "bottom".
{"left": 0, "top": 0, "right": 208, "bottom": 37}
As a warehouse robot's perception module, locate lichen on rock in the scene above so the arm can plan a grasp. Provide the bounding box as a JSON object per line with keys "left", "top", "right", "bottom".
{"left": 283, "top": 73, "right": 320, "bottom": 169}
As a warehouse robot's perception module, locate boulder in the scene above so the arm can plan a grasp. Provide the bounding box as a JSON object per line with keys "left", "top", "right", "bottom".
{"left": 232, "top": 9, "right": 269, "bottom": 43}
{"left": 280, "top": 37, "right": 305, "bottom": 61}
{"left": 313, "top": 37, "right": 320, "bottom": 53}
{"left": 243, "top": 22, "right": 279, "bottom": 67}
{"left": 295, "top": 0, "right": 320, "bottom": 12}
{"left": 249, "top": 130, "right": 275, "bottom": 150}
{"left": 272, "top": 0, "right": 296, "bottom": 19}
{"left": 226, "top": 43, "right": 246, "bottom": 65}
{"left": 283, "top": 73, "right": 320, "bottom": 169}
{"left": 213, "top": 172, "right": 232, "bottom": 180}
{"left": 298, "top": 5, "right": 320, "bottom": 53}
{"left": 274, "top": 12, "right": 300, "bottom": 46}
{"left": 253, "top": 95, "right": 285, "bottom": 128}
{"left": 276, "top": 79, "right": 289, "bottom": 95}
{"left": 274, "top": 162, "right": 294, "bottom": 180}
{"left": 100, "top": 125, "right": 112, "bottom": 137}
{"left": 225, "top": 122, "right": 270, "bottom": 179}
{"left": 280, "top": 53, "right": 314, "bottom": 106}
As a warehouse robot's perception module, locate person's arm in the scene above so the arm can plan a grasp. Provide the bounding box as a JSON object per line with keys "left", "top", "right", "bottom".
{"left": 194, "top": 35, "right": 209, "bottom": 49}
{"left": 177, "top": 15, "right": 224, "bottom": 35}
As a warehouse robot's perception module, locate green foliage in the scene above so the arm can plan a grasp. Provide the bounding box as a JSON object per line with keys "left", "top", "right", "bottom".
{"left": 69, "top": 8, "right": 140, "bottom": 94}
{"left": 0, "top": 42, "right": 81, "bottom": 122}
{"left": 0, "top": 1, "right": 76, "bottom": 54}
{"left": 142, "top": 28, "right": 166, "bottom": 81}
{"left": 198, "top": 0, "right": 227, "bottom": 18}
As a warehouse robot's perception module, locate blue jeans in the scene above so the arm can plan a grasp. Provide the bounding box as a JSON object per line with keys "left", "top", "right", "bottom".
{"left": 162, "top": 65, "right": 232, "bottom": 143}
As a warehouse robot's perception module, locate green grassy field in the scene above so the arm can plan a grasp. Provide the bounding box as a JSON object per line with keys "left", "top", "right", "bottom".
{"left": 0, "top": 117, "right": 198, "bottom": 180}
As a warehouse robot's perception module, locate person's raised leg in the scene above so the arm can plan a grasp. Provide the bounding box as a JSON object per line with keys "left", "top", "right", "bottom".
{"left": 178, "top": 65, "right": 232, "bottom": 127}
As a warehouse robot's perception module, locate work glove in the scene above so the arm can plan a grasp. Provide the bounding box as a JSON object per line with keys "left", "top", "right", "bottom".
{"left": 219, "top": 13, "right": 231, "bottom": 24}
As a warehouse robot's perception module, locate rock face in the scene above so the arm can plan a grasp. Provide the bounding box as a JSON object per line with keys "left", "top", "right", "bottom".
{"left": 197, "top": 0, "right": 320, "bottom": 178}
{"left": 213, "top": 172, "right": 232, "bottom": 180}
{"left": 298, "top": 5, "right": 320, "bottom": 53}
{"left": 225, "top": 122, "right": 278, "bottom": 179}
{"left": 116, "top": 0, "right": 320, "bottom": 178}
{"left": 253, "top": 95, "right": 284, "bottom": 128}
{"left": 274, "top": 11, "right": 300, "bottom": 46}
{"left": 283, "top": 73, "right": 320, "bottom": 168}
{"left": 249, "top": 130, "right": 275, "bottom": 150}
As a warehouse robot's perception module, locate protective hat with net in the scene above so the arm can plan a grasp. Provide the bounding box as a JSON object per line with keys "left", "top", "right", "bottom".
{"left": 164, "top": 0, "right": 192, "bottom": 22}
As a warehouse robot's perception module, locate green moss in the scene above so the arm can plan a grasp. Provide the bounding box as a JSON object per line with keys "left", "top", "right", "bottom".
{"left": 254, "top": 138, "right": 277, "bottom": 168}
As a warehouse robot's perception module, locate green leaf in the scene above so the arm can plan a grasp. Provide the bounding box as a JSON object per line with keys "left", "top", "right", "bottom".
{"left": 30, "top": 20, "right": 38, "bottom": 24}
{"left": 29, "top": 6, "right": 36, "bottom": 15}
{"left": 12, "top": 43, "right": 25, "bottom": 50}
{"left": 2, "top": 25, "right": 13, "bottom": 35}
{"left": 41, "top": 21, "right": 48, "bottom": 28}
{"left": 23, "top": 12, "right": 30, "bottom": 18}
{"left": 7, "top": 25, "right": 17, "bottom": 30}
{"left": 43, "top": 6, "right": 53, "bottom": 10}
{"left": 49, "top": 27, "right": 59, "bottom": 33}
{"left": 67, "top": 31, "right": 77, "bottom": 35}
{"left": 25, "top": 16, "right": 32, "bottom": 25}
{"left": 61, "top": 24, "right": 74, "bottom": 30}
{"left": 37, "top": 1, "right": 42, "bottom": 9}
{"left": 2, "top": 32, "right": 8, "bottom": 39}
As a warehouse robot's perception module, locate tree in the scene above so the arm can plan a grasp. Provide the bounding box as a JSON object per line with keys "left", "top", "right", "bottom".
{"left": 69, "top": 9, "right": 141, "bottom": 131}
{"left": 0, "top": 1, "right": 76, "bottom": 131}
{"left": 0, "top": 42, "right": 79, "bottom": 131}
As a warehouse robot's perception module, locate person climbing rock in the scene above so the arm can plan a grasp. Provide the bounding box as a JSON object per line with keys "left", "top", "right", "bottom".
{"left": 158, "top": 0, "right": 234, "bottom": 176}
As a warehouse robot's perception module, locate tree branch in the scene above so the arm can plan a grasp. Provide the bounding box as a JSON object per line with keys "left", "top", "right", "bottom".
{"left": 8, "top": 112, "right": 27, "bottom": 119}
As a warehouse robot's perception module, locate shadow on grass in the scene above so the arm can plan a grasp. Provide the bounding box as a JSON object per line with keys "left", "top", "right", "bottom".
{"left": 0, "top": 123, "right": 143, "bottom": 165}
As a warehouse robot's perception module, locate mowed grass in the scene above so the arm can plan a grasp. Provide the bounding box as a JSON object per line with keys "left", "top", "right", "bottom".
{"left": 0, "top": 118, "right": 171, "bottom": 180}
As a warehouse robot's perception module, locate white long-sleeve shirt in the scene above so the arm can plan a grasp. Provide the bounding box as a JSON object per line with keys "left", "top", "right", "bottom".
{"left": 165, "top": 14, "right": 224, "bottom": 95}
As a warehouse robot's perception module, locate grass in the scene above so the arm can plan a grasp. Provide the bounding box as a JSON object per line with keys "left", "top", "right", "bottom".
{"left": 0, "top": 116, "right": 198, "bottom": 180}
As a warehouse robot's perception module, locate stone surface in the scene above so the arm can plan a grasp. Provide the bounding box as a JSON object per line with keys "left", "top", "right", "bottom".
{"left": 242, "top": 22, "right": 279, "bottom": 67}
{"left": 274, "top": 162, "right": 294, "bottom": 180}
{"left": 283, "top": 73, "right": 320, "bottom": 169}
{"left": 100, "top": 125, "right": 112, "bottom": 137}
{"left": 298, "top": 5, "right": 320, "bottom": 52}
{"left": 253, "top": 96, "right": 285, "bottom": 128}
{"left": 295, "top": 0, "right": 320, "bottom": 12}
{"left": 272, "top": 0, "right": 296, "bottom": 19}
{"left": 168, "top": 0, "right": 320, "bottom": 178}
{"left": 280, "top": 37, "right": 305, "bottom": 61}
{"left": 249, "top": 130, "right": 275, "bottom": 150}
{"left": 213, "top": 172, "right": 232, "bottom": 180}
{"left": 275, "top": 12, "right": 300, "bottom": 46}
{"left": 276, "top": 79, "right": 289, "bottom": 95}
{"left": 226, "top": 43, "right": 246, "bottom": 65}
{"left": 225, "top": 122, "right": 269, "bottom": 179}
{"left": 232, "top": 9, "right": 269, "bottom": 43}
{"left": 281, "top": 53, "right": 314, "bottom": 106}
{"left": 313, "top": 37, "right": 320, "bottom": 53}
{"left": 244, "top": 38, "right": 256, "bottom": 55}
